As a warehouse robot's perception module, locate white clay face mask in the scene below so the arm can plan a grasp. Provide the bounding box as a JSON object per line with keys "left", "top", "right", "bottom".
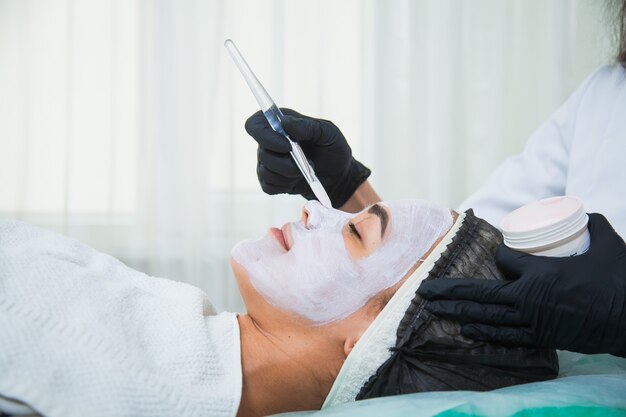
{"left": 231, "top": 199, "right": 452, "bottom": 325}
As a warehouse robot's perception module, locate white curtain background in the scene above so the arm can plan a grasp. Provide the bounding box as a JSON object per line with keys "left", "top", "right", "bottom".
{"left": 0, "top": 0, "right": 613, "bottom": 312}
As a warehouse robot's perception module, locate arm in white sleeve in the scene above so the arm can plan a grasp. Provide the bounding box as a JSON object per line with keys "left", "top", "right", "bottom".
{"left": 458, "top": 71, "right": 596, "bottom": 228}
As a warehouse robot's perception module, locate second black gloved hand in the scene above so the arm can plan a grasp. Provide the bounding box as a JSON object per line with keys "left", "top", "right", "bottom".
{"left": 245, "top": 108, "right": 371, "bottom": 208}
{"left": 417, "top": 213, "right": 626, "bottom": 357}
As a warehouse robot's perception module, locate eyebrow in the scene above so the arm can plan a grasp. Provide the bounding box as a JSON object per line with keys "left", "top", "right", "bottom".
{"left": 367, "top": 204, "right": 389, "bottom": 238}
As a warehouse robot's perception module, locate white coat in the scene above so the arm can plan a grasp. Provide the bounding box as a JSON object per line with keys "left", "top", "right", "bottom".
{"left": 460, "top": 64, "right": 626, "bottom": 238}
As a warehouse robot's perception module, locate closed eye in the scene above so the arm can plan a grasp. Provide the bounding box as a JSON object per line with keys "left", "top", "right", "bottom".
{"left": 348, "top": 222, "right": 362, "bottom": 241}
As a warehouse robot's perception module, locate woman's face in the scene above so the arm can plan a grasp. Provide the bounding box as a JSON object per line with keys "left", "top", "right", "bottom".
{"left": 231, "top": 200, "right": 452, "bottom": 325}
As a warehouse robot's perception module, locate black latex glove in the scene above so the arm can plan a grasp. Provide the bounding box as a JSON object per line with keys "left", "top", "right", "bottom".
{"left": 418, "top": 213, "right": 626, "bottom": 357}
{"left": 245, "top": 108, "right": 371, "bottom": 208}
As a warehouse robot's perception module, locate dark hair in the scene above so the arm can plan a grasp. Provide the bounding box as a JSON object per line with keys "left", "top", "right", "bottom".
{"left": 614, "top": 0, "right": 626, "bottom": 66}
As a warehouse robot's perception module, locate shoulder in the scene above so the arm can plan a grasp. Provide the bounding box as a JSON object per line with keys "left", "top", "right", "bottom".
{"left": 575, "top": 64, "right": 626, "bottom": 104}
{"left": 557, "top": 64, "right": 626, "bottom": 133}
{"left": 591, "top": 64, "right": 626, "bottom": 83}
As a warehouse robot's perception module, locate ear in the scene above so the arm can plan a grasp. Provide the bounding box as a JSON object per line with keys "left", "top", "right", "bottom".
{"left": 343, "top": 336, "right": 359, "bottom": 358}
{"left": 343, "top": 335, "right": 360, "bottom": 357}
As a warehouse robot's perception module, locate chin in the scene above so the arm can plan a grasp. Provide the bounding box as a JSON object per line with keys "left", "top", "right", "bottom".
{"left": 229, "top": 255, "right": 258, "bottom": 316}
{"left": 229, "top": 255, "right": 247, "bottom": 279}
{"left": 230, "top": 255, "right": 253, "bottom": 293}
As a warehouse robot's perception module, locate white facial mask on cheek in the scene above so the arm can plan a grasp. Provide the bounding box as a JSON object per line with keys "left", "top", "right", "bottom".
{"left": 231, "top": 200, "right": 452, "bottom": 324}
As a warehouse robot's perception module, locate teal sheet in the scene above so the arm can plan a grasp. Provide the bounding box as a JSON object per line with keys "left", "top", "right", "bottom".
{"left": 276, "top": 352, "right": 626, "bottom": 417}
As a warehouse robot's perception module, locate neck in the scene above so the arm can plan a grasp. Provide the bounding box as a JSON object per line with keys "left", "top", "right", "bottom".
{"left": 236, "top": 314, "right": 338, "bottom": 417}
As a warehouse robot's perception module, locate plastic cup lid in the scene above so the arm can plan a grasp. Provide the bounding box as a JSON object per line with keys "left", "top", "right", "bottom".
{"left": 500, "top": 196, "right": 589, "bottom": 250}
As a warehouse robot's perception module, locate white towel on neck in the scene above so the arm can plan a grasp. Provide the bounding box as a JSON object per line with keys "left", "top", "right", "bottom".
{"left": 0, "top": 219, "right": 242, "bottom": 417}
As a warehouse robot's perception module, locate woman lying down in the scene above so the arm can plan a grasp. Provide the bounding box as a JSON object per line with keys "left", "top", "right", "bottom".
{"left": 0, "top": 200, "right": 558, "bottom": 417}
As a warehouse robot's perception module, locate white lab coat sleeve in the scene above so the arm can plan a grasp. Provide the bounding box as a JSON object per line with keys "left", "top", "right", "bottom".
{"left": 458, "top": 70, "right": 597, "bottom": 228}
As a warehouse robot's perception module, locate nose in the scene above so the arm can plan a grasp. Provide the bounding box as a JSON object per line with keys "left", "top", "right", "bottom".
{"left": 302, "top": 200, "right": 326, "bottom": 229}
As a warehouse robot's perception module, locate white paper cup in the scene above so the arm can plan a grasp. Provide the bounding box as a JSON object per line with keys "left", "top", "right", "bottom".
{"left": 500, "top": 196, "right": 590, "bottom": 257}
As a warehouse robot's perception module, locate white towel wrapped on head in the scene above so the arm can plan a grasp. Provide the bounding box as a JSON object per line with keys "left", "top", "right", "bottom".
{"left": 0, "top": 219, "right": 242, "bottom": 417}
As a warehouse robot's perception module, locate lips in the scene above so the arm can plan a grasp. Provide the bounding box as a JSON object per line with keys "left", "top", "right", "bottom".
{"left": 269, "top": 227, "right": 289, "bottom": 251}
{"left": 281, "top": 224, "right": 293, "bottom": 250}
